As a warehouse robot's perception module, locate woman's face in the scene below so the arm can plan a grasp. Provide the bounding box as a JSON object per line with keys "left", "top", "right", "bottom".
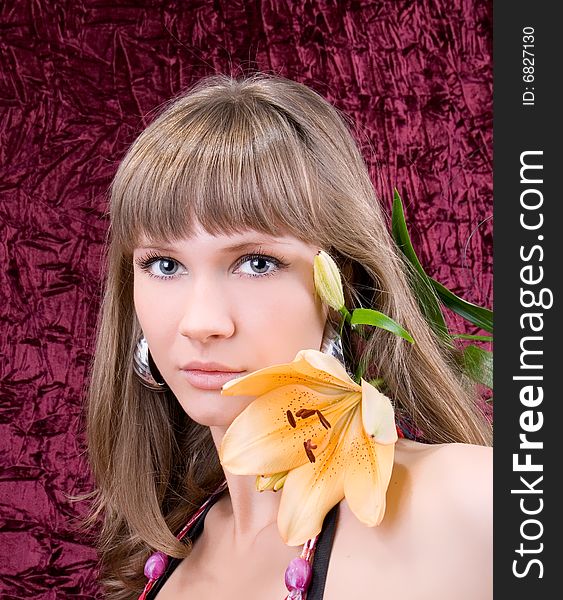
{"left": 133, "top": 222, "right": 328, "bottom": 427}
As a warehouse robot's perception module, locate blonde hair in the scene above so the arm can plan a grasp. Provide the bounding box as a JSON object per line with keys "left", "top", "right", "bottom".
{"left": 86, "top": 73, "right": 492, "bottom": 598}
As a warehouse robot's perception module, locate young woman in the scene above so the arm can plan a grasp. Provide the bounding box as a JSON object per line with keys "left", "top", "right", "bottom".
{"left": 86, "top": 73, "right": 492, "bottom": 600}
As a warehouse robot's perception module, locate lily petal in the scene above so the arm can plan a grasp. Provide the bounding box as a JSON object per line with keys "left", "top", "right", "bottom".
{"left": 221, "top": 349, "right": 357, "bottom": 398}
{"left": 296, "top": 349, "right": 354, "bottom": 387}
{"left": 360, "top": 379, "right": 398, "bottom": 445}
{"left": 343, "top": 408, "right": 395, "bottom": 526}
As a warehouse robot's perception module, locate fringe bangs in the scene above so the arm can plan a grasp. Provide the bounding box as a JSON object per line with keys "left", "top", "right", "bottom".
{"left": 110, "top": 95, "right": 322, "bottom": 254}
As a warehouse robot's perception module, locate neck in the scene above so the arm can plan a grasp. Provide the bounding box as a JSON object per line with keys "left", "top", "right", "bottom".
{"left": 209, "top": 425, "right": 285, "bottom": 550}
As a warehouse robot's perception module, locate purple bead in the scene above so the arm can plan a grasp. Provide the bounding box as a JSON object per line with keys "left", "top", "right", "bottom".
{"left": 284, "top": 557, "right": 312, "bottom": 592}
{"left": 144, "top": 551, "right": 169, "bottom": 579}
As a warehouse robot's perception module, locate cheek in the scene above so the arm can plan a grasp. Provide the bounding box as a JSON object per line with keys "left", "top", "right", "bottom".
{"left": 238, "top": 278, "right": 326, "bottom": 361}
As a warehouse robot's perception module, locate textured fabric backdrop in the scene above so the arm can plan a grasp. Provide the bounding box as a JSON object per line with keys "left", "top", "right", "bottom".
{"left": 0, "top": 1, "right": 492, "bottom": 597}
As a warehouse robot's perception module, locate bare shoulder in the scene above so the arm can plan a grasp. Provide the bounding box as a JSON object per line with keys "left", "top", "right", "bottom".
{"left": 329, "top": 440, "right": 493, "bottom": 600}
{"left": 386, "top": 439, "right": 492, "bottom": 542}
{"left": 394, "top": 439, "right": 493, "bottom": 516}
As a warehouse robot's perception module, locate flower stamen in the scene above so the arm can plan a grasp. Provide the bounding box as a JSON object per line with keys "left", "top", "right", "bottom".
{"left": 286, "top": 410, "right": 297, "bottom": 428}
{"left": 316, "top": 410, "right": 331, "bottom": 429}
{"left": 295, "top": 408, "right": 317, "bottom": 418}
{"left": 303, "top": 439, "right": 317, "bottom": 463}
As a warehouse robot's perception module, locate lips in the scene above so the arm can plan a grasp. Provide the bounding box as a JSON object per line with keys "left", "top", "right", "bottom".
{"left": 181, "top": 368, "right": 246, "bottom": 390}
{"left": 179, "top": 360, "right": 246, "bottom": 390}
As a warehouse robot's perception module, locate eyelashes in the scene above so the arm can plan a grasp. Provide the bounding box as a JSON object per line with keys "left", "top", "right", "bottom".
{"left": 134, "top": 250, "right": 289, "bottom": 281}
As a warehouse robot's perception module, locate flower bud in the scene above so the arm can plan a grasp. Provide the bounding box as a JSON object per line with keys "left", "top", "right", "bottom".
{"left": 313, "top": 250, "right": 345, "bottom": 311}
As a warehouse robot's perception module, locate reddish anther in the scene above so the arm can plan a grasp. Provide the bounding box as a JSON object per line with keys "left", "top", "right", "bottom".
{"left": 286, "top": 410, "right": 297, "bottom": 428}
{"left": 295, "top": 408, "right": 316, "bottom": 419}
{"left": 303, "top": 439, "right": 318, "bottom": 463}
{"left": 316, "top": 410, "right": 331, "bottom": 429}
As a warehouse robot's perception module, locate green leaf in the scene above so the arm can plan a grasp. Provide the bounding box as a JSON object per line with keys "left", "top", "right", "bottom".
{"left": 451, "top": 334, "right": 493, "bottom": 342}
{"left": 391, "top": 189, "right": 449, "bottom": 339}
{"left": 391, "top": 189, "right": 493, "bottom": 335}
{"left": 391, "top": 189, "right": 427, "bottom": 275}
{"left": 462, "top": 345, "right": 493, "bottom": 389}
{"left": 350, "top": 308, "right": 415, "bottom": 344}
{"left": 430, "top": 279, "right": 493, "bottom": 333}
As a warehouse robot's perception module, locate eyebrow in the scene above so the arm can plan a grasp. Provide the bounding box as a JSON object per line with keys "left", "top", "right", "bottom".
{"left": 136, "top": 239, "right": 292, "bottom": 253}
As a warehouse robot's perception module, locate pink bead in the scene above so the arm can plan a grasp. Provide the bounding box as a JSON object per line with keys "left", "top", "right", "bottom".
{"left": 284, "top": 557, "right": 312, "bottom": 592}
{"left": 144, "top": 551, "right": 169, "bottom": 579}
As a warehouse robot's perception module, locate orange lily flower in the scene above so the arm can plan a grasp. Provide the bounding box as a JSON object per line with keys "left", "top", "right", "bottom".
{"left": 219, "top": 349, "right": 397, "bottom": 546}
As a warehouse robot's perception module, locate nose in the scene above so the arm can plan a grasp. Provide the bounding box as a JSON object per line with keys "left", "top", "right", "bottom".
{"left": 177, "top": 276, "right": 235, "bottom": 343}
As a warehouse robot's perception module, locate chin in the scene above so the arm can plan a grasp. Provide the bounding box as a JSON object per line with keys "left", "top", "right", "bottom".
{"left": 174, "top": 389, "right": 254, "bottom": 428}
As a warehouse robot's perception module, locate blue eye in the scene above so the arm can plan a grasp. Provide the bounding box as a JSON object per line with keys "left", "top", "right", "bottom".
{"left": 152, "top": 258, "right": 179, "bottom": 277}
{"left": 236, "top": 254, "right": 281, "bottom": 277}
{"left": 135, "top": 253, "right": 184, "bottom": 280}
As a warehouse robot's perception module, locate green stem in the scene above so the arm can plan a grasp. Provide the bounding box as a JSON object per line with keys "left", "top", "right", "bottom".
{"left": 340, "top": 306, "right": 370, "bottom": 383}
{"left": 354, "top": 358, "right": 367, "bottom": 384}
{"left": 338, "top": 313, "right": 346, "bottom": 337}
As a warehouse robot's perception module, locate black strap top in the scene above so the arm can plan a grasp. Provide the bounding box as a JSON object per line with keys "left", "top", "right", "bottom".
{"left": 145, "top": 496, "right": 339, "bottom": 600}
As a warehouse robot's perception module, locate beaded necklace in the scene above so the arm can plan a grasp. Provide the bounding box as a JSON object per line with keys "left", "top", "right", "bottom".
{"left": 139, "top": 481, "right": 320, "bottom": 600}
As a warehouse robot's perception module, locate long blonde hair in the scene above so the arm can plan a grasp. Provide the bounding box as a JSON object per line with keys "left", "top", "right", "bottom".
{"left": 86, "top": 72, "right": 492, "bottom": 598}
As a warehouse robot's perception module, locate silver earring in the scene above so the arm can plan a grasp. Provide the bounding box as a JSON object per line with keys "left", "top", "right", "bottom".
{"left": 320, "top": 321, "right": 346, "bottom": 367}
{"left": 133, "top": 335, "right": 169, "bottom": 392}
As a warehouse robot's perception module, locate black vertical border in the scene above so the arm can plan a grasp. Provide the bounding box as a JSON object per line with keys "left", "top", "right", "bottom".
{"left": 494, "top": 2, "right": 562, "bottom": 597}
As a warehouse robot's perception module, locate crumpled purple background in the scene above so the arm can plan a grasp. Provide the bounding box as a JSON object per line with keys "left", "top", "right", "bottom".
{"left": 0, "top": 1, "right": 492, "bottom": 597}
